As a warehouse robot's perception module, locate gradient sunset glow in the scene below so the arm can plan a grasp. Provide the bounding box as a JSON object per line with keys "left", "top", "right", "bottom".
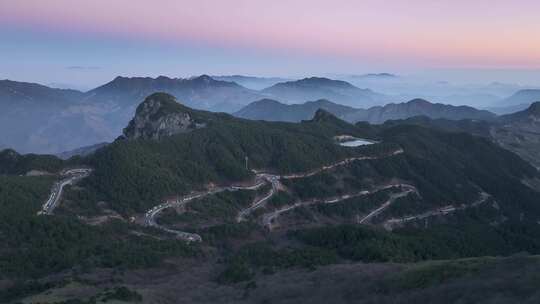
{"left": 1, "top": 0, "right": 540, "bottom": 87}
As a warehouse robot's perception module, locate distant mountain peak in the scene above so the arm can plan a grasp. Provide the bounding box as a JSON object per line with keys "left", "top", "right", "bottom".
{"left": 192, "top": 74, "right": 213, "bottom": 82}
{"left": 123, "top": 93, "right": 204, "bottom": 140}
{"left": 296, "top": 77, "right": 357, "bottom": 89}
{"left": 354, "top": 73, "right": 398, "bottom": 79}
{"left": 305, "top": 99, "right": 335, "bottom": 106}
{"left": 252, "top": 98, "right": 284, "bottom": 106}
{"left": 312, "top": 108, "right": 339, "bottom": 122}
{"left": 234, "top": 98, "right": 357, "bottom": 123}
{"left": 156, "top": 75, "right": 173, "bottom": 81}
{"left": 406, "top": 98, "right": 431, "bottom": 105}
{"left": 341, "top": 98, "right": 496, "bottom": 124}
{"left": 104, "top": 75, "right": 239, "bottom": 88}
{"left": 260, "top": 77, "right": 385, "bottom": 108}
{"left": 500, "top": 89, "right": 540, "bottom": 107}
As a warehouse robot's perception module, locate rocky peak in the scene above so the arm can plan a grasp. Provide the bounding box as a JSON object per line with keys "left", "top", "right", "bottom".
{"left": 122, "top": 93, "right": 205, "bottom": 140}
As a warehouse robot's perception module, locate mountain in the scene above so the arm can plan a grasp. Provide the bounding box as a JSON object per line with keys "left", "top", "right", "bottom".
{"left": 0, "top": 76, "right": 266, "bottom": 154}
{"left": 440, "top": 93, "right": 502, "bottom": 106}
{"left": 82, "top": 93, "right": 536, "bottom": 220}
{"left": 210, "top": 75, "right": 292, "bottom": 90}
{"left": 85, "top": 93, "right": 371, "bottom": 213}
{"left": 122, "top": 93, "right": 209, "bottom": 140}
{"left": 69, "top": 75, "right": 262, "bottom": 143}
{"left": 234, "top": 99, "right": 357, "bottom": 122}
{"left": 0, "top": 80, "right": 86, "bottom": 153}
{"left": 261, "top": 77, "right": 389, "bottom": 107}
{"left": 492, "top": 102, "right": 540, "bottom": 168}
{"left": 351, "top": 73, "right": 398, "bottom": 79}
{"left": 83, "top": 75, "right": 262, "bottom": 112}
{"left": 342, "top": 99, "right": 497, "bottom": 124}
{"left": 0, "top": 148, "right": 64, "bottom": 175}
{"left": 237, "top": 98, "right": 497, "bottom": 125}
{"left": 0, "top": 79, "right": 84, "bottom": 106}
{"left": 378, "top": 102, "right": 540, "bottom": 168}
{"left": 500, "top": 89, "right": 540, "bottom": 106}
{"left": 381, "top": 116, "right": 493, "bottom": 139}
{"left": 485, "top": 103, "right": 531, "bottom": 115}
{"left": 3, "top": 92, "right": 540, "bottom": 303}
{"left": 82, "top": 92, "right": 538, "bottom": 220}
{"left": 54, "top": 75, "right": 264, "bottom": 148}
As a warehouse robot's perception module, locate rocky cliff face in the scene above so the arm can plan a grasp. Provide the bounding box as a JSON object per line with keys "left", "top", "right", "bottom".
{"left": 123, "top": 93, "right": 205, "bottom": 140}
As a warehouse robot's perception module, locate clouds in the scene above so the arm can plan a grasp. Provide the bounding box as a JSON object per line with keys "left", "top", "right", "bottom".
{"left": 0, "top": 0, "right": 539, "bottom": 78}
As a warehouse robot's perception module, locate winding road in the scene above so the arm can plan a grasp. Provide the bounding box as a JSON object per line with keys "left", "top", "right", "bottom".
{"left": 144, "top": 179, "right": 268, "bottom": 242}
{"left": 262, "top": 183, "right": 417, "bottom": 230}
{"left": 357, "top": 184, "right": 417, "bottom": 224}
{"left": 235, "top": 174, "right": 280, "bottom": 222}
{"left": 38, "top": 148, "right": 494, "bottom": 245}
{"left": 39, "top": 168, "right": 93, "bottom": 215}
{"left": 382, "top": 191, "right": 491, "bottom": 230}
{"left": 280, "top": 149, "right": 404, "bottom": 180}
{"left": 235, "top": 148, "right": 406, "bottom": 222}
{"left": 144, "top": 147, "right": 405, "bottom": 241}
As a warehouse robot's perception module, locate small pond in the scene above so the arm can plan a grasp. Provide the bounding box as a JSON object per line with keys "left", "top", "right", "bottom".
{"left": 339, "top": 138, "right": 376, "bottom": 147}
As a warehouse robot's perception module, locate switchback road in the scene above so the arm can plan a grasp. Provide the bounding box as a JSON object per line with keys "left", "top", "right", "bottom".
{"left": 382, "top": 191, "right": 491, "bottom": 230}
{"left": 144, "top": 147, "right": 405, "bottom": 242}
{"left": 262, "top": 183, "right": 417, "bottom": 230}
{"left": 40, "top": 168, "right": 93, "bottom": 215}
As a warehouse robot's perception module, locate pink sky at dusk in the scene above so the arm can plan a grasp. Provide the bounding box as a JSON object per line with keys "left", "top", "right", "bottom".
{"left": 2, "top": 0, "right": 540, "bottom": 67}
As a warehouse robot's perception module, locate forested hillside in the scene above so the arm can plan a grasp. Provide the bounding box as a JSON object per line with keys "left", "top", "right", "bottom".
{"left": 2, "top": 92, "right": 540, "bottom": 303}
{"left": 84, "top": 94, "right": 382, "bottom": 213}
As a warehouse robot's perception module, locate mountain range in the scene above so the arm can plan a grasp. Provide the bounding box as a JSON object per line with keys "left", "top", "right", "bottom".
{"left": 0, "top": 79, "right": 86, "bottom": 153}
{"left": 342, "top": 98, "right": 497, "bottom": 123}
{"left": 381, "top": 102, "right": 540, "bottom": 169}
{"left": 83, "top": 75, "right": 262, "bottom": 111}
{"left": 499, "top": 89, "right": 540, "bottom": 107}
{"left": 261, "top": 77, "right": 391, "bottom": 107}
{"left": 0, "top": 76, "right": 263, "bottom": 153}
{"left": 235, "top": 98, "right": 496, "bottom": 124}
{"left": 234, "top": 99, "right": 357, "bottom": 122}
{"left": 210, "top": 75, "right": 291, "bottom": 90}
{"left": 0, "top": 76, "right": 388, "bottom": 154}
{"left": 1, "top": 75, "right": 539, "bottom": 155}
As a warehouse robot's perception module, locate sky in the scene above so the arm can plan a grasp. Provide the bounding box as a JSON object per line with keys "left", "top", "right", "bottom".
{"left": 1, "top": 0, "right": 540, "bottom": 89}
